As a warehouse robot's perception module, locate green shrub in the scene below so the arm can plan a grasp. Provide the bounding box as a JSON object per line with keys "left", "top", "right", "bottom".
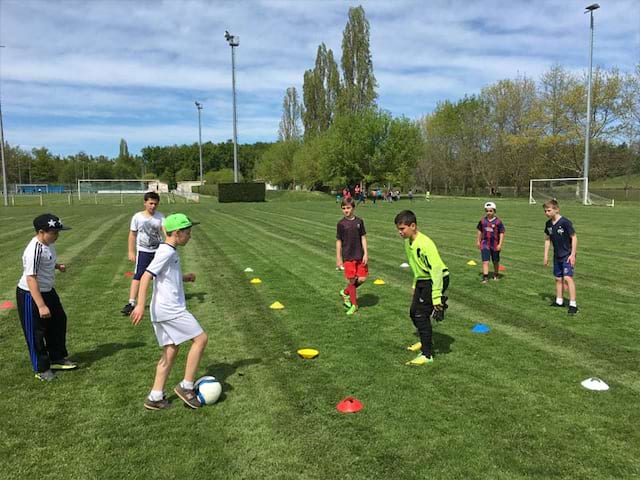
{"left": 218, "top": 182, "right": 266, "bottom": 203}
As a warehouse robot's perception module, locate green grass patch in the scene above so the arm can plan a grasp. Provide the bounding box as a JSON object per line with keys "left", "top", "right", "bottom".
{"left": 0, "top": 197, "right": 638, "bottom": 479}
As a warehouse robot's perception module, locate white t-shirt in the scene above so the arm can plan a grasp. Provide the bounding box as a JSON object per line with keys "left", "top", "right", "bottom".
{"left": 146, "top": 243, "right": 186, "bottom": 322}
{"left": 18, "top": 237, "right": 56, "bottom": 292}
{"left": 130, "top": 211, "right": 164, "bottom": 253}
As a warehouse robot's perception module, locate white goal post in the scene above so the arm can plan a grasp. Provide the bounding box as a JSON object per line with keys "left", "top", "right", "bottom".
{"left": 529, "top": 177, "right": 614, "bottom": 207}
{"left": 77, "top": 179, "right": 163, "bottom": 200}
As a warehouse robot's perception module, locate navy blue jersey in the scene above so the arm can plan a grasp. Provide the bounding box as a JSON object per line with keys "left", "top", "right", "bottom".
{"left": 544, "top": 216, "right": 575, "bottom": 259}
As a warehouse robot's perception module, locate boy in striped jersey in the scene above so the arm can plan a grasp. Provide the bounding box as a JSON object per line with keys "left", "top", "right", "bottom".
{"left": 476, "top": 201, "right": 505, "bottom": 283}
{"left": 16, "top": 214, "right": 77, "bottom": 381}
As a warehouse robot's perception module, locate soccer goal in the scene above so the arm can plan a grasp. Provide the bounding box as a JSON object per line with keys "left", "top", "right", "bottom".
{"left": 529, "top": 177, "right": 614, "bottom": 207}
{"left": 77, "top": 179, "right": 162, "bottom": 199}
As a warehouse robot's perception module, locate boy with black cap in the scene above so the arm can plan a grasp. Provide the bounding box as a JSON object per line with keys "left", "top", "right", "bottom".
{"left": 17, "top": 213, "right": 77, "bottom": 381}
{"left": 130, "top": 213, "right": 208, "bottom": 410}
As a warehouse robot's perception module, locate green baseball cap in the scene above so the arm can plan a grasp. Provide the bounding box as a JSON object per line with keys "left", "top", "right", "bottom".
{"left": 163, "top": 213, "right": 200, "bottom": 232}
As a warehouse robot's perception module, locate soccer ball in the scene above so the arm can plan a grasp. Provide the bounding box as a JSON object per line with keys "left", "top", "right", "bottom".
{"left": 195, "top": 376, "right": 222, "bottom": 405}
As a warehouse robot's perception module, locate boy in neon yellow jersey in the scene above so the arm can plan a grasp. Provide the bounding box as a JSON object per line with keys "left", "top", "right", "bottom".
{"left": 395, "top": 210, "right": 450, "bottom": 366}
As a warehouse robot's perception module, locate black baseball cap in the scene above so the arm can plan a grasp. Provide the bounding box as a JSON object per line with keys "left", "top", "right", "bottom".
{"left": 33, "top": 214, "right": 71, "bottom": 232}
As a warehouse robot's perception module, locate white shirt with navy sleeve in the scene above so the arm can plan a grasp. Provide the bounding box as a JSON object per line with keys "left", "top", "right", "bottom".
{"left": 18, "top": 237, "right": 56, "bottom": 292}
{"left": 146, "top": 243, "right": 186, "bottom": 322}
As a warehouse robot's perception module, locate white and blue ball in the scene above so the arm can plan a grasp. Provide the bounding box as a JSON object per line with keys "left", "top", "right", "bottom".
{"left": 195, "top": 376, "right": 222, "bottom": 405}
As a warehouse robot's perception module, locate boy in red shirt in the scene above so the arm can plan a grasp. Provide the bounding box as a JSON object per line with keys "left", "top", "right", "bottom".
{"left": 336, "top": 198, "right": 368, "bottom": 315}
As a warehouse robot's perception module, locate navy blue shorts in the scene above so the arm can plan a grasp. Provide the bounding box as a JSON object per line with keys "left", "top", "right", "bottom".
{"left": 481, "top": 249, "right": 500, "bottom": 263}
{"left": 134, "top": 251, "right": 156, "bottom": 280}
{"left": 553, "top": 257, "right": 574, "bottom": 278}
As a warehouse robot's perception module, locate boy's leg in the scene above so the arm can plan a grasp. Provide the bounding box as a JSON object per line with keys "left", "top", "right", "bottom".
{"left": 16, "top": 287, "right": 52, "bottom": 375}
{"left": 564, "top": 275, "right": 577, "bottom": 306}
{"left": 554, "top": 277, "right": 565, "bottom": 304}
{"left": 151, "top": 344, "right": 180, "bottom": 393}
{"left": 183, "top": 332, "right": 209, "bottom": 383}
{"left": 481, "top": 249, "right": 490, "bottom": 282}
{"left": 409, "top": 282, "right": 433, "bottom": 359}
{"left": 492, "top": 250, "right": 501, "bottom": 279}
{"left": 45, "top": 290, "right": 77, "bottom": 369}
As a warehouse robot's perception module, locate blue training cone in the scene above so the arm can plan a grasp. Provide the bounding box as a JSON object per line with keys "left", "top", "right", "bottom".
{"left": 471, "top": 323, "right": 491, "bottom": 334}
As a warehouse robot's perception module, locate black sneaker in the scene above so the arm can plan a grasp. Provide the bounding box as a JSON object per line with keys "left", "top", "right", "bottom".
{"left": 568, "top": 305, "right": 578, "bottom": 315}
{"left": 550, "top": 301, "right": 565, "bottom": 308}
{"left": 121, "top": 303, "right": 135, "bottom": 316}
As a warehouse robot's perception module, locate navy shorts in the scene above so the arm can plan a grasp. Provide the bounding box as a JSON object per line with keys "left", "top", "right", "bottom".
{"left": 553, "top": 257, "right": 574, "bottom": 278}
{"left": 481, "top": 249, "right": 500, "bottom": 263}
{"left": 134, "top": 251, "right": 156, "bottom": 280}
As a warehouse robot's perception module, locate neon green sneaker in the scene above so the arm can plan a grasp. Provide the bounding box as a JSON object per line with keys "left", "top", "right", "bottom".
{"left": 346, "top": 304, "right": 358, "bottom": 316}
{"left": 339, "top": 289, "right": 352, "bottom": 308}
{"left": 407, "top": 342, "right": 422, "bottom": 352}
{"left": 405, "top": 354, "right": 434, "bottom": 366}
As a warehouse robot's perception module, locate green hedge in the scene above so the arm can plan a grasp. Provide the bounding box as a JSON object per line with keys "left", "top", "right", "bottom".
{"left": 193, "top": 184, "right": 218, "bottom": 196}
{"left": 218, "top": 182, "right": 266, "bottom": 203}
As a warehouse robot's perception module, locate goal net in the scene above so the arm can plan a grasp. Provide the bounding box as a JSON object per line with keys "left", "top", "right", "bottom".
{"left": 529, "top": 177, "right": 614, "bottom": 207}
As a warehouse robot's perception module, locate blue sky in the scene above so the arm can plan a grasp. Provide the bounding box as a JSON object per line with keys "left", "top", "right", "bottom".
{"left": 1, "top": 0, "right": 638, "bottom": 158}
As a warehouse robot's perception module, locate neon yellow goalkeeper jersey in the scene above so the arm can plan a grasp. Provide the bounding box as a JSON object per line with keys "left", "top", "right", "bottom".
{"left": 404, "top": 231, "right": 449, "bottom": 302}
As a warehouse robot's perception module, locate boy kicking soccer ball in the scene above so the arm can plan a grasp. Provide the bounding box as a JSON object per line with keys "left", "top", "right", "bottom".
{"left": 130, "top": 213, "right": 208, "bottom": 410}
{"left": 395, "top": 210, "right": 450, "bottom": 366}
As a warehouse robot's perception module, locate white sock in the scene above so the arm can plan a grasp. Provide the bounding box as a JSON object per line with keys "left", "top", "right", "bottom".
{"left": 569, "top": 300, "right": 577, "bottom": 307}
{"left": 556, "top": 298, "right": 564, "bottom": 305}
{"left": 181, "top": 380, "right": 195, "bottom": 390}
{"left": 129, "top": 299, "right": 136, "bottom": 305}
{"left": 148, "top": 390, "right": 164, "bottom": 401}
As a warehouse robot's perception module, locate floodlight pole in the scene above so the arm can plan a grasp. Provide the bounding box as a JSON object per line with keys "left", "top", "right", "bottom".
{"left": 583, "top": 3, "right": 599, "bottom": 206}
{"left": 225, "top": 31, "right": 240, "bottom": 183}
{"left": 195, "top": 101, "right": 203, "bottom": 185}
{"left": 0, "top": 45, "right": 7, "bottom": 206}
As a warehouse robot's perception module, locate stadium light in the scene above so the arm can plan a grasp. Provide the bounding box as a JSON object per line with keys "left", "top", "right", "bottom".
{"left": 0, "top": 45, "right": 7, "bottom": 207}
{"left": 195, "top": 101, "right": 204, "bottom": 185}
{"left": 583, "top": 3, "right": 600, "bottom": 205}
{"left": 225, "top": 30, "right": 240, "bottom": 183}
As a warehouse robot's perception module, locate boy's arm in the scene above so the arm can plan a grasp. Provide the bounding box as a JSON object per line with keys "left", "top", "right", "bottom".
{"left": 130, "top": 271, "right": 153, "bottom": 325}
{"left": 543, "top": 236, "right": 551, "bottom": 266}
{"left": 336, "top": 239, "right": 343, "bottom": 267}
{"left": 128, "top": 231, "right": 137, "bottom": 262}
{"left": 26, "top": 275, "right": 50, "bottom": 318}
{"left": 568, "top": 234, "right": 577, "bottom": 266}
{"left": 497, "top": 232, "right": 505, "bottom": 251}
{"left": 476, "top": 230, "right": 482, "bottom": 249}
{"left": 361, "top": 235, "right": 368, "bottom": 265}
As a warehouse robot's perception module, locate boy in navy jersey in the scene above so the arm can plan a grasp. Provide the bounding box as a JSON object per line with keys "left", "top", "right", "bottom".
{"left": 476, "top": 201, "right": 505, "bottom": 283}
{"left": 16, "top": 214, "right": 77, "bottom": 381}
{"left": 543, "top": 200, "right": 578, "bottom": 315}
{"left": 336, "top": 197, "right": 368, "bottom": 316}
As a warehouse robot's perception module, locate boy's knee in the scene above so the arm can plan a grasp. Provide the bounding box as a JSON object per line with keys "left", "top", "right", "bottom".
{"left": 195, "top": 332, "right": 208, "bottom": 346}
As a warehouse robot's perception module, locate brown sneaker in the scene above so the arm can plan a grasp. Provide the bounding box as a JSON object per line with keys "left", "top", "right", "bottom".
{"left": 174, "top": 384, "right": 201, "bottom": 409}
{"left": 144, "top": 396, "right": 171, "bottom": 411}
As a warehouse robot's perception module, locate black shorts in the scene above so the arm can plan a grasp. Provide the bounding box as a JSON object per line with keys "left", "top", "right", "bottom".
{"left": 134, "top": 251, "right": 156, "bottom": 280}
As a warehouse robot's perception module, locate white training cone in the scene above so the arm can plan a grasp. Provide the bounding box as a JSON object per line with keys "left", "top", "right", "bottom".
{"left": 244, "top": 267, "right": 254, "bottom": 273}
{"left": 581, "top": 378, "right": 609, "bottom": 391}
{"left": 400, "top": 262, "right": 409, "bottom": 268}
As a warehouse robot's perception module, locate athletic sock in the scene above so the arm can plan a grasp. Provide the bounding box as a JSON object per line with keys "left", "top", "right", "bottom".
{"left": 347, "top": 283, "right": 357, "bottom": 306}
{"left": 149, "top": 390, "right": 164, "bottom": 401}
{"left": 556, "top": 298, "right": 564, "bottom": 306}
{"left": 569, "top": 300, "right": 577, "bottom": 307}
{"left": 181, "top": 380, "right": 195, "bottom": 390}
{"left": 129, "top": 299, "right": 136, "bottom": 305}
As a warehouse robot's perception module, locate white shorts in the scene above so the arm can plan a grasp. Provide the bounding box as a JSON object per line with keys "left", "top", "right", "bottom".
{"left": 151, "top": 311, "right": 204, "bottom": 346}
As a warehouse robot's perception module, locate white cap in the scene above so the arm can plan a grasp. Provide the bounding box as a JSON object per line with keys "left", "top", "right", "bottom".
{"left": 484, "top": 201, "right": 497, "bottom": 210}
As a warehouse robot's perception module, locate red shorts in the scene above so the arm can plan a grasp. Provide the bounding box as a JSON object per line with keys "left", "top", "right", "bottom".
{"left": 343, "top": 260, "right": 368, "bottom": 279}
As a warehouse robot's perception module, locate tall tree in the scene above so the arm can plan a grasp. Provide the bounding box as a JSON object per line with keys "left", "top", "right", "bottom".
{"left": 302, "top": 44, "right": 341, "bottom": 139}
{"left": 278, "top": 87, "right": 302, "bottom": 142}
{"left": 339, "top": 5, "right": 377, "bottom": 113}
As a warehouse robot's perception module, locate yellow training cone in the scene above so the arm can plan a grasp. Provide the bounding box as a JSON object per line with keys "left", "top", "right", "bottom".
{"left": 373, "top": 278, "right": 386, "bottom": 285}
{"left": 250, "top": 278, "right": 262, "bottom": 284}
{"left": 467, "top": 260, "right": 477, "bottom": 266}
{"left": 270, "top": 301, "right": 285, "bottom": 310}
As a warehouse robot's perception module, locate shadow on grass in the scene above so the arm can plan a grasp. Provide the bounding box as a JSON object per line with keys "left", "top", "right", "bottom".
{"left": 433, "top": 331, "right": 455, "bottom": 355}
{"left": 71, "top": 341, "right": 146, "bottom": 367}
{"left": 358, "top": 293, "right": 379, "bottom": 308}
{"left": 185, "top": 291, "right": 207, "bottom": 303}
{"left": 203, "top": 357, "right": 262, "bottom": 403}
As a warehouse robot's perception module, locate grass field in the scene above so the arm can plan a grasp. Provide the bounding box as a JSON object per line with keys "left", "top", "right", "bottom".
{"left": 1, "top": 196, "right": 639, "bottom": 479}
